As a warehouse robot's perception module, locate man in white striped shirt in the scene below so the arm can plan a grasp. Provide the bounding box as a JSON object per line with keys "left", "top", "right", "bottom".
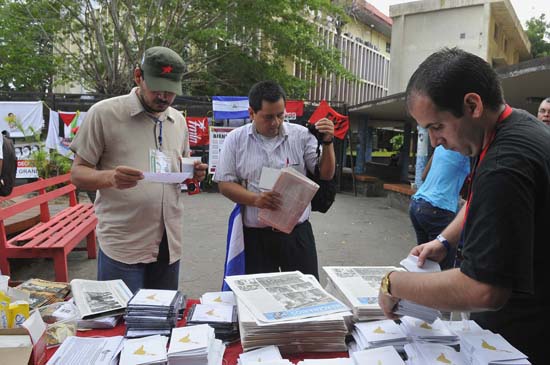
{"left": 214, "top": 80, "right": 335, "bottom": 279}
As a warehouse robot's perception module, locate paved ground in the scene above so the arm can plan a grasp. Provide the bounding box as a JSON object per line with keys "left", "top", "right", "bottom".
{"left": 8, "top": 192, "right": 416, "bottom": 298}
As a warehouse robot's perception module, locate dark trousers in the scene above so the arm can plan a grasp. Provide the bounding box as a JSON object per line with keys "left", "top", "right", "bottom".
{"left": 97, "top": 230, "right": 180, "bottom": 293}
{"left": 243, "top": 220, "right": 319, "bottom": 279}
{"left": 409, "top": 198, "right": 457, "bottom": 270}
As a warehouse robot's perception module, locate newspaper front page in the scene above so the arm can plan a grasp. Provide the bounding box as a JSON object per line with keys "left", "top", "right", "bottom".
{"left": 225, "top": 271, "right": 349, "bottom": 323}
{"left": 70, "top": 279, "right": 132, "bottom": 320}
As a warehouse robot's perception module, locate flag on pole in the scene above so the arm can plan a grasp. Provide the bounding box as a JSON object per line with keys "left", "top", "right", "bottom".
{"left": 212, "top": 96, "right": 249, "bottom": 120}
{"left": 222, "top": 204, "right": 245, "bottom": 291}
{"left": 308, "top": 100, "right": 350, "bottom": 140}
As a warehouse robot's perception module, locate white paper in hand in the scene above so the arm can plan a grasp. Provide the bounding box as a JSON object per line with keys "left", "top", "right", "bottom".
{"left": 400, "top": 255, "right": 441, "bottom": 273}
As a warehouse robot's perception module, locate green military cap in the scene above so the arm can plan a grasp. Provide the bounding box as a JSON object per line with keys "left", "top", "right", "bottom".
{"left": 141, "top": 46, "right": 185, "bottom": 95}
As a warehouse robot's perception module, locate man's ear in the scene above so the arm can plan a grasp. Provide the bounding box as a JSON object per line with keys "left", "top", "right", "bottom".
{"left": 463, "top": 93, "right": 483, "bottom": 118}
{"left": 248, "top": 106, "right": 255, "bottom": 121}
{"left": 133, "top": 67, "right": 143, "bottom": 84}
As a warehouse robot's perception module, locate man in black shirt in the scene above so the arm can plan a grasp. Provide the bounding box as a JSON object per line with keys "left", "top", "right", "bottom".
{"left": 378, "top": 48, "right": 548, "bottom": 363}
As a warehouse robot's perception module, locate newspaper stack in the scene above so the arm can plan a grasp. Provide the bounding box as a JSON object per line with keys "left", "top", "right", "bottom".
{"left": 404, "top": 343, "right": 467, "bottom": 365}
{"left": 125, "top": 289, "right": 186, "bottom": 338}
{"left": 120, "top": 334, "right": 168, "bottom": 365}
{"left": 225, "top": 271, "right": 351, "bottom": 353}
{"left": 323, "top": 266, "right": 400, "bottom": 321}
{"left": 460, "top": 330, "right": 531, "bottom": 365}
{"left": 186, "top": 303, "right": 239, "bottom": 343}
{"left": 351, "top": 346, "right": 405, "bottom": 365}
{"left": 352, "top": 319, "right": 408, "bottom": 351}
{"left": 297, "top": 359, "right": 354, "bottom": 365}
{"left": 167, "top": 324, "right": 225, "bottom": 365}
{"left": 16, "top": 278, "right": 71, "bottom": 309}
{"left": 258, "top": 167, "right": 319, "bottom": 234}
{"left": 394, "top": 256, "right": 442, "bottom": 323}
{"left": 70, "top": 279, "right": 133, "bottom": 320}
{"left": 400, "top": 316, "right": 458, "bottom": 345}
{"left": 47, "top": 335, "right": 124, "bottom": 365}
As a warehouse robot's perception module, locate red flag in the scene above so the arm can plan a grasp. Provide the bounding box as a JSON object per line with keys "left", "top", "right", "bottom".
{"left": 285, "top": 100, "right": 304, "bottom": 120}
{"left": 186, "top": 117, "right": 210, "bottom": 147}
{"left": 59, "top": 112, "right": 77, "bottom": 126}
{"left": 308, "top": 100, "right": 349, "bottom": 140}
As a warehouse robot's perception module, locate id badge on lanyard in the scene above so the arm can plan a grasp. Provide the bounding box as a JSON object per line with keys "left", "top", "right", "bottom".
{"left": 148, "top": 117, "right": 173, "bottom": 173}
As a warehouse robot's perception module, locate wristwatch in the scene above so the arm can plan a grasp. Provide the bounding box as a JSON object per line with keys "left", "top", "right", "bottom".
{"left": 322, "top": 138, "right": 333, "bottom": 145}
{"left": 436, "top": 234, "right": 451, "bottom": 252}
{"left": 380, "top": 271, "right": 395, "bottom": 297}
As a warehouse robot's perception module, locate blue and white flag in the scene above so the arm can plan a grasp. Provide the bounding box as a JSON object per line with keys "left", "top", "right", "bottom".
{"left": 222, "top": 204, "right": 245, "bottom": 291}
{"left": 212, "top": 96, "right": 249, "bottom": 120}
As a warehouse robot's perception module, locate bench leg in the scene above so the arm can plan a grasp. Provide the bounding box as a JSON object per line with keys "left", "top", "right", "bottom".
{"left": 53, "top": 251, "right": 69, "bottom": 283}
{"left": 86, "top": 231, "right": 97, "bottom": 259}
{"left": 0, "top": 255, "right": 10, "bottom": 277}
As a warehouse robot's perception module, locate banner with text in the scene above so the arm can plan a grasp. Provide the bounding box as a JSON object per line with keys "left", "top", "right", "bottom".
{"left": 186, "top": 117, "right": 210, "bottom": 147}
{"left": 208, "top": 126, "right": 236, "bottom": 175}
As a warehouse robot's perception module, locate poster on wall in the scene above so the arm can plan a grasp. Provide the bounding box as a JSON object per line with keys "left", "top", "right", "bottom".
{"left": 14, "top": 142, "right": 41, "bottom": 179}
{"left": 0, "top": 101, "right": 44, "bottom": 138}
{"left": 208, "top": 126, "right": 235, "bottom": 175}
{"left": 186, "top": 117, "right": 210, "bottom": 147}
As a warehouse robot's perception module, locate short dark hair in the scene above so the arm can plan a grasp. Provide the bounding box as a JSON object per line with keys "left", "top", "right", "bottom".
{"left": 248, "top": 80, "right": 286, "bottom": 112}
{"left": 406, "top": 48, "right": 504, "bottom": 117}
{"left": 543, "top": 97, "right": 550, "bottom": 104}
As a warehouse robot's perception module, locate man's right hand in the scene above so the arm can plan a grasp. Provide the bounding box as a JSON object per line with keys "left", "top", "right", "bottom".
{"left": 410, "top": 239, "right": 448, "bottom": 267}
{"left": 109, "top": 166, "right": 144, "bottom": 189}
{"left": 253, "top": 191, "right": 282, "bottom": 210}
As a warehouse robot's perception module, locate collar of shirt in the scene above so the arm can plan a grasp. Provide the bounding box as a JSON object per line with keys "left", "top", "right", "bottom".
{"left": 249, "top": 121, "right": 290, "bottom": 140}
{"left": 127, "top": 87, "right": 176, "bottom": 124}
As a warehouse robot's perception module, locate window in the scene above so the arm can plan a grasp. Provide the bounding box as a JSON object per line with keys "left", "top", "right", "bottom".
{"left": 386, "top": 42, "right": 391, "bottom": 53}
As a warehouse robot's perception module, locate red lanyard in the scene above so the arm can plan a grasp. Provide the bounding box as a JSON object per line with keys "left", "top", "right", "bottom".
{"left": 462, "top": 105, "right": 512, "bottom": 229}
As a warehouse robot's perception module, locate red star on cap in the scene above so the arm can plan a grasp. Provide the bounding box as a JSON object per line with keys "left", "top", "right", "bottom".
{"left": 161, "top": 65, "right": 173, "bottom": 74}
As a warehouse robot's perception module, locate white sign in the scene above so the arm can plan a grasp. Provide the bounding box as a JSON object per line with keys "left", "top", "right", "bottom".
{"left": 0, "top": 101, "right": 44, "bottom": 138}
{"left": 208, "top": 126, "right": 235, "bottom": 174}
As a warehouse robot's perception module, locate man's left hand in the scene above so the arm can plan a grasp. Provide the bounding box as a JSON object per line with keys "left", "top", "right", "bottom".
{"left": 315, "top": 118, "right": 334, "bottom": 143}
{"left": 193, "top": 161, "right": 208, "bottom": 182}
{"left": 378, "top": 290, "right": 400, "bottom": 320}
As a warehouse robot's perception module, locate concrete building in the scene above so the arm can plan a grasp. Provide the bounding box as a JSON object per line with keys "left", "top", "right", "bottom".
{"left": 389, "top": 0, "right": 530, "bottom": 94}
{"left": 292, "top": 1, "right": 393, "bottom": 104}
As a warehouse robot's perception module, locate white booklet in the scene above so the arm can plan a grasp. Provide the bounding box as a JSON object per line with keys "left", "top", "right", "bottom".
{"left": 47, "top": 335, "right": 124, "bottom": 365}
{"left": 70, "top": 279, "right": 132, "bottom": 320}
{"left": 188, "top": 303, "right": 234, "bottom": 323}
{"left": 400, "top": 255, "right": 441, "bottom": 273}
{"left": 239, "top": 345, "right": 282, "bottom": 365}
{"left": 352, "top": 346, "right": 405, "bottom": 365}
{"left": 128, "top": 289, "right": 179, "bottom": 307}
{"left": 119, "top": 335, "right": 168, "bottom": 365}
{"left": 200, "top": 291, "right": 236, "bottom": 306}
{"left": 168, "top": 324, "right": 213, "bottom": 355}
{"left": 258, "top": 167, "right": 319, "bottom": 233}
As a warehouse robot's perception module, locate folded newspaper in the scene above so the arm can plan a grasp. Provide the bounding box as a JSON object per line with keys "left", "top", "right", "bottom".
{"left": 70, "top": 279, "right": 133, "bottom": 320}
{"left": 258, "top": 167, "right": 319, "bottom": 233}
{"left": 224, "top": 271, "right": 349, "bottom": 323}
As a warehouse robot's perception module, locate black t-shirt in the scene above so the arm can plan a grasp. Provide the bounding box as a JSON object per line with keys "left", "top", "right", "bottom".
{"left": 460, "top": 109, "right": 550, "bottom": 362}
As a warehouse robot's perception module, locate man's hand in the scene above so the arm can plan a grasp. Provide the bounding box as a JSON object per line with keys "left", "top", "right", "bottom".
{"left": 410, "top": 239, "right": 448, "bottom": 267}
{"left": 193, "top": 161, "right": 208, "bottom": 182}
{"left": 315, "top": 118, "right": 334, "bottom": 143}
{"left": 253, "top": 191, "right": 282, "bottom": 210}
{"left": 109, "top": 166, "right": 143, "bottom": 189}
{"left": 378, "top": 291, "right": 400, "bottom": 320}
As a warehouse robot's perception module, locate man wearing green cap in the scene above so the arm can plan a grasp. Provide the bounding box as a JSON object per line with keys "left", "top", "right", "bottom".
{"left": 70, "top": 46, "right": 208, "bottom": 293}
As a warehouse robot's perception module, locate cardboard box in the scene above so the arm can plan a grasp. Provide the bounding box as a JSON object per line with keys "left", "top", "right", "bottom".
{"left": 0, "top": 311, "right": 47, "bottom": 365}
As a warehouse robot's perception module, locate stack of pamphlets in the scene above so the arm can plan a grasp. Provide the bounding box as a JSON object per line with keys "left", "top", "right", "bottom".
{"left": 237, "top": 345, "right": 286, "bottom": 365}
{"left": 258, "top": 167, "right": 319, "bottom": 234}
{"left": 125, "top": 289, "right": 186, "bottom": 338}
{"left": 200, "top": 291, "right": 236, "bottom": 306}
{"left": 394, "top": 256, "right": 442, "bottom": 323}
{"left": 119, "top": 334, "right": 168, "bottom": 365}
{"left": 351, "top": 319, "right": 408, "bottom": 351}
{"left": 186, "top": 302, "right": 239, "bottom": 343}
{"left": 46, "top": 335, "right": 124, "bottom": 365}
{"left": 167, "top": 324, "right": 225, "bottom": 365}
{"left": 70, "top": 279, "right": 133, "bottom": 320}
{"left": 16, "top": 278, "right": 71, "bottom": 309}
{"left": 297, "top": 359, "right": 353, "bottom": 365}
{"left": 460, "top": 330, "right": 531, "bottom": 364}
{"left": 323, "top": 266, "right": 400, "bottom": 321}
{"left": 351, "top": 346, "right": 405, "bottom": 365}
{"left": 404, "top": 343, "right": 467, "bottom": 365}
{"left": 399, "top": 316, "right": 458, "bottom": 345}
{"left": 225, "top": 271, "right": 351, "bottom": 353}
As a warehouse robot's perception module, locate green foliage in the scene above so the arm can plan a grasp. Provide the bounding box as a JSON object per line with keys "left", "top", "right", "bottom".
{"left": 390, "top": 134, "right": 404, "bottom": 151}
{"left": 1, "top": 0, "right": 351, "bottom": 97}
{"left": 525, "top": 14, "right": 550, "bottom": 58}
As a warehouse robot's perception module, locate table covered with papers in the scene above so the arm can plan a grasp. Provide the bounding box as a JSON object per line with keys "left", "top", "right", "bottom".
{"left": 44, "top": 299, "right": 348, "bottom": 364}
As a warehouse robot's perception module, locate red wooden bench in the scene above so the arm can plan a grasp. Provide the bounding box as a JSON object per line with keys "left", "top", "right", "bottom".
{"left": 0, "top": 173, "right": 97, "bottom": 282}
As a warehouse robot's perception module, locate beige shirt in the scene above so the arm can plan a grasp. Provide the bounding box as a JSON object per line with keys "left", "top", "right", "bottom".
{"left": 70, "top": 88, "right": 190, "bottom": 264}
